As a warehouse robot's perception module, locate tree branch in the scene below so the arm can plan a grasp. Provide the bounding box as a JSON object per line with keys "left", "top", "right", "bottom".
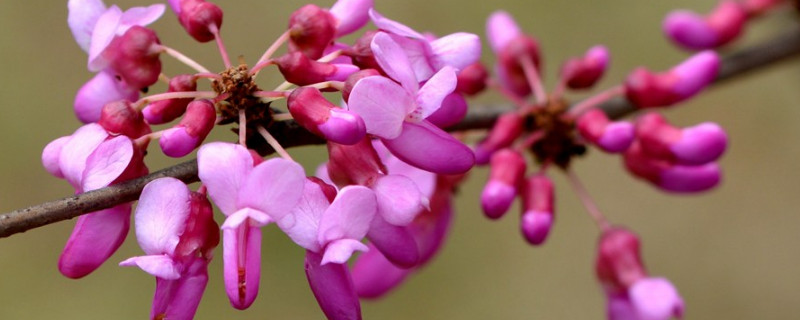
{"left": 2, "top": 25, "right": 799, "bottom": 238}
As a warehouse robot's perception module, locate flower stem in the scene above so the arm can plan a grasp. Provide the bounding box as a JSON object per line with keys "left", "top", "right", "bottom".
{"left": 209, "top": 24, "right": 232, "bottom": 69}
{"left": 519, "top": 54, "right": 548, "bottom": 106}
{"left": 257, "top": 126, "right": 293, "bottom": 161}
{"left": 566, "top": 170, "right": 611, "bottom": 231}
{"left": 134, "top": 91, "right": 217, "bottom": 110}
{"left": 160, "top": 45, "right": 212, "bottom": 74}
{"left": 256, "top": 30, "right": 290, "bottom": 67}
{"left": 567, "top": 85, "right": 624, "bottom": 117}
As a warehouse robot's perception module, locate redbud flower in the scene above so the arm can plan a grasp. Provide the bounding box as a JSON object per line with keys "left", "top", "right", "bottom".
{"left": 73, "top": 71, "right": 139, "bottom": 123}
{"left": 624, "top": 141, "right": 721, "bottom": 193}
{"left": 663, "top": 1, "right": 747, "bottom": 50}
{"left": 625, "top": 51, "right": 720, "bottom": 108}
{"left": 159, "top": 99, "right": 216, "bottom": 157}
{"left": 486, "top": 10, "right": 542, "bottom": 97}
{"left": 561, "top": 45, "right": 610, "bottom": 90}
{"left": 635, "top": 112, "right": 727, "bottom": 165}
{"left": 105, "top": 25, "right": 163, "bottom": 89}
{"left": 473, "top": 112, "right": 525, "bottom": 165}
{"left": 276, "top": 51, "right": 359, "bottom": 86}
{"left": 142, "top": 74, "right": 197, "bottom": 124}
{"left": 520, "top": 174, "right": 554, "bottom": 245}
{"left": 577, "top": 109, "right": 635, "bottom": 153}
{"left": 425, "top": 93, "right": 469, "bottom": 128}
{"left": 168, "top": 0, "right": 223, "bottom": 43}
{"left": 481, "top": 149, "right": 526, "bottom": 220}
{"left": 455, "top": 62, "right": 489, "bottom": 96}
{"left": 288, "top": 87, "right": 366, "bottom": 145}
{"left": 98, "top": 100, "right": 151, "bottom": 139}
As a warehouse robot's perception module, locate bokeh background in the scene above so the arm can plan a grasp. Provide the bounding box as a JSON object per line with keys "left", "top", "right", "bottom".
{"left": 1, "top": 0, "right": 799, "bottom": 319}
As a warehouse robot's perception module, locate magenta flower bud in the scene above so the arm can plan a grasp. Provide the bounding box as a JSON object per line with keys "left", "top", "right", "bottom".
{"left": 481, "top": 149, "right": 526, "bottom": 220}
{"left": 342, "top": 68, "right": 381, "bottom": 102}
{"left": 486, "top": 11, "right": 523, "bottom": 54}
{"left": 305, "top": 250, "right": 362, "bottom": 320}
{"left": 159, "top": 100, "right": 216, "bottom": 157}
{"left": 288, "top": 87, "right": 366, "bottom": 145}
{"left": 346, "top": 30, "right": 381, "bottom": 71}
{"left": 173, "top": 0, "right": 223, "bottom": 43}
{"left": 595, "top": 227, "right": 647, "bottom": 291}
{"left": 143, "top": 74, "right": 197, "bottom": 124}
{"left": 107, "top": 26, "right": 162, "bottom": 89}
{"left": 636, "top": 112, "right": 727, "bottom": 165}
{"left": 560, "top": 45, "right": 610, "bottom": 90}
{"left": 455, "top": 62, "right": 488, "bottom": 96}
{"left": 276, "top": 52, "right": 358, "bottom": 86}
{"left": 425, "top": 93, "right": 468, "bottom": 129}
{"left": 288, "top": 4, "right": 338, "bottom": 59}
{"left": 497, "top": 35, "right": 542, "bottom": 97}
{"left": 624, "top": 142, "right": 721, "bottom": 193}
{"left": 625, "top": 50, "right": 720, "bottom": 108}
{"left": 663, "top": 1, "right": 747, "bottom": 50}
{"left": 74, "top": 71, "right": 139, "bottom": 123}
{"left": 577, "top": 109, "right": 635, "bottom": 153}
{"left": 98, "top": 100, "right": 152, "bottom": 139}
{"left": 628, "top": 277, "right": 685, "bottom": 320}
{"left": 329, "top": 0, "right": 373, "bottom": 36}
{"left": 520, "top": 174, "right": 554, "bottom": 245}
{"left": 474, "top": 112, "right": 525, "bottom": 165}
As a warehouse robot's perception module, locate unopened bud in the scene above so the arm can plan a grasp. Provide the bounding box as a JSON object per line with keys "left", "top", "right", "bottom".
{"left": 624, "top": 142, "right": 721, "bottom": 193}
{"left": 99, "top": 101, "right": 151, "bottom": 138}
{"left": 595, "top": 227, "right": 647, "bottom": 292}
{"left": 346, "top": 30, "right": 381, "bottom": 71}
{"left": 143, "top": 74, "right": 198, "bottom": 124}
{"left": 663, "top": 1, "right": 747, "bottom": 50}
{"left": 288, "top": 87, "right": 366, "bottom": 145}
{"left": 455, "top": 62, "right": 488, "bottom": 96}
{"left": 625, "top": 51, "right": 719, "bottom": 108}
{"left": 159, "top": 100, "right": 216, "bottom": 157}
{"left": 474, "top": 112, "right": 525, "bottom": 165}
{"left": 288, "top": 4, "right": 337, "bottom": 59}
{"left": 173, "top": 0, "right": 223, "bottom": 43}
{"left": 577, "top": 109, "right": 634, "bottom": 153}
{"left": 276, "top": 52, "right": 358, "bottom": 86}
{"left": 636, "top": 112, "right": 727, "bottom": 165}
{"left": 107, "top": 26, "right": 162, "bottom": 89}
{"left": 560, "top": 45, "right": 610, "bottom": 90}
{"left": 520, "top": 174, "right": 554, "bottom": 245}
{"left": 481, "top": 149, "right": 526, "bottom": 220}
{"left": 327, "top": 139, "right": 386, "bottom": 187}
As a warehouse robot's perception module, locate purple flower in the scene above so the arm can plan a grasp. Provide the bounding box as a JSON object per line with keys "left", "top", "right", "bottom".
{"left": 197, "top": 142, "right": 305, "bottom": 310}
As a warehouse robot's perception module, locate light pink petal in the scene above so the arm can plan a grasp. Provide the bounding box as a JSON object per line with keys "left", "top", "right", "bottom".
{"left": 425, "top": 93, "right": 468, "bottom": 129}
{"left": 119, "top": 4, "right": 165, "bottom": 32}
{"left": 151, "top": 258, "right": 209, "bottom": 320}
{"left": 369, "top": 9, "right": 425, "bottom": 40}
{"left": 371, "top": 32, "right": 419, "bottom": 92}
{"left": 607, "top": 292, "right": 640, "bottom": 320}
{"left": 277, "top": 180, "right": 329, "bottom": 252}
{"left": 322, "top": 239, "right": 369, "bottom": 265}
{"left": 413, "top": 198, "right": 454, "bottom": 263}
{"left": 119, "top": 254, "right": 181, "bottom": 280}
{"left": 415, "top": 66, "right": 457, "bottom": 120}
{"left": 373, "top": 175, "right": 426, "bottom": 226}
{"left": 391, "top": 34, "right": 435, "bottom": 83}
{"left": 223, "top": 225, "right": 261, "bottom": 310}
{"left": 68, "top": 0, "right": 108, "bottom": 52}
{"left": 197, "top": 142, "right": 253, "bottom": 216}
{"left": 58, "top": 203, "right": 131, "bottom": 279}
{"left": 486, "top": 11, "right": 522, "bottom": 53}
{"left": 305, "top": 250, "right": 362, "bottom": 320}
{"left": 81, "top": 136, "right": 133, "bottom": 191}
{"left": 133, "top": 178, "right": 191, "bottom": 255}
{"left": 351, "top": 243, "right": 412, "bottom": 298}
{"left": 238, "top": 158, "right": 305, "bottom": 218}
{"left": 367, "top": 215, "right": 419, "bottom": 268}
{"left": 382, "top": 121, "right": 475, "bottom": 174}
{"left": 59, "top": 124, "right": 109, "bottom": 189}
{"left": 88, "top": 5, "right": 123, "bottom": 71}
{"left": 630, "top": 277, "right": 685, "bottom": 320}
{"left": 318, "top": 185, "right": 376, "bottom": 244}
{"left": 42, "top": 136, "right": 71, "bottom": 179}
{"left": 74, "top": 70, "right": 139, "bottom": 123}
{"left": 330, "top": 0, "right": 373, "bottom": 36}
{"left": 430, "top": 32, "right": 482, "bottom": 70}
{"left": 383, "top": 153, "right": 436, "bottom": 199}
{"left": 221, "top": 208, "right": 272, "bottom": 230}
{"left": 315, "top": 163, "right": 335, "bottom": 186}
{"left": 347, "top": 76, "right": 413, "bottom": 139}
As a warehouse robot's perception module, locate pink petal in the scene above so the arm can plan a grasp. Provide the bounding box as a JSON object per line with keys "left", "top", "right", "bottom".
{"left": 607, "top": 292, "right": 640, "bottom": 320}
{"left": 486, "top": 11, "right": 522, "bottom": 53}
{"left": 322, "top": 239, "right": 369, "bottom": 265}
{"left": 223, "top": 225, "right": 261, "bottom": 310}
{"left": 88, "top": 5, "right": 123, "bottom": 71}
{"left": 670, "top": 50, "right": 719, "bottom": 99}
{"left": 305, "top": 250, "right": 362, "bottom": 320}
{"left": 221, "top": 208, "right": 272, "bottom": 230}
{"left": 59, "top": 203, "right": 131, "bottom": 279}
{"left": 238, "top": 158, "right": 306, "bottom": 218}
{"left": 74, "top": 71, "right": 139, "bottom": 123}
{"left": 133, "top": 177, "right": 191, "bottom": 255}
{"left": 629, "top": 277, "right": 685, "bottom": 320}
{"left": 425, "top": 93, "right": 468, "bottom": 129}
{"left": 367, "top": 215, "right": 419, "bottom": 268}
{"left": 68, "top": 0, "right": 108, "bottom": 52}
{"left": 318, "top": 185, "right": 377, "bottom": 245}
{"left": 351, "top": 244, "right": 412, "bottom": 298}
{"left": 42, "top": 136, "right": 71, "bottom": 179}
{"left": 81, "top": 136, "right": 134, "bottom": 191}
{"left": 119, "top": 4, "right": 165, "bottom": 32}
{"left": 382, "top": 150, "right": 437, "bottom": 199}
{"left": 197, "top": 142, "right": 253, "bottom": 216}
{"left": 159, "top": 127, "right": 201, "bottom": 158}
{"left": 415, "top": 66, "right": 457, "bottom": 120}
{"left": 330, "top": 0, "right": 373, "bottom": 36}
{"left": 382, "top": 121, "right": 475, "bottom": 174}
{"left": 277, "top": 180, "right": 329, "bottom": 252}
{"left": 372, "top": 175, "right": 426, "bottom": 226}
{"left": 430, "top": 32, "right": 482, "bottom": 71}
{"left": 391, "top": 34, "right": 435, "bottom": 83}
{"left": 370, "top": 32, "right": 419, "bottom": 92}
{"left": 663, "top": 10, "right": 718, "bottom": 50}
{"left": 151, "top": 258, "right": 209, "bottom": 320}
{"left": 347, "top": 75, "right": 413, "bottom": 139}
{"left": 659, "top": 163, "right": 721, "bottom": 193}
{"left": 670, "top": 122, "right": 727, "bottom": 165}
{"left": 413, "top": 198, "right": 453, "bottom": 263}
{"left": 58, "top": 124, "right": 109, "bottom": 189}
{"left": 119, "top": 254, "right": 181, "bottom": 280}
{"left": 368, "top": 9, "right": 424, "bottom": 40}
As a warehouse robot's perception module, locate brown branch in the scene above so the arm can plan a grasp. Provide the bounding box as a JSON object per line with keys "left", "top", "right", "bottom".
{"left": 2, "top": 25, "right": 799, "bottom": 238}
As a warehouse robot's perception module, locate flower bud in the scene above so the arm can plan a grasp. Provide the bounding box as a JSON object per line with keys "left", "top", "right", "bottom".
{"left": 560, "top": 45, "right": 609, "bottom": 90}
{"left": 98, "top": 100, "right": 151, "bottom": 138}
{"left": 107, "top": 26, "right": 162, "bottom": 89}
{"left": 327, "top": 139, "right": 386, "bottom": 187}
{"left": 288, "top": 4, "right": 338, "bottom": 59}
{"left": 663, "top": 1, "right": 747, "bottom": 50}
{"left": 288, "top": 87, "right": 366, "bottom": 145}
{"left": 143, "top": 74, "right": 198, "bottom": 124}
{"left": 577, "top": 109, "right": 634, "bottom": 153}
{"left": 595, "top": 227, "right": 647, "bottom": 291}
{"left": 624, "top": 142, "right": 721, "bottom": 193}
{"left": 455, "top": 62, "right": 488, "bottom": 96}
{"left": 481, "top": 149, "right": 526, "bottom": 220}
{"left": 636, "top": 112, "right": 727, "bottom": 165}
{"left": 346, "top": 30, "right": 381, "bottom": 71}
{"left": 159, "top": 100, "right": 216, "bottom": 157}
{"left": 276, "top": 52, "right": 358, "bottom": 86}
{"left": 74, "top": 71, "right": 140, "bottom": 123}
{"left": 496, "top": 35, "right": 542, "bottom": 97}
{"left": 342, "top": 68, "right": 381, "bottom": 102}
{"left": 425, "top": 93, "right": 468, "bottom": 129}
{"left": 520, "top": 174, "right": 554, "bottom": 245}
{"left": 474, "top": 112, "right": 525, "bottom": 165}
{"left": 329, "top": 0, "right": 373, "bottom": 36}
{"left": 625, "top": 50, "right": 719, "bottom": 108}
{"left": 173, "top": 0, "right": 223, "bottom": 43}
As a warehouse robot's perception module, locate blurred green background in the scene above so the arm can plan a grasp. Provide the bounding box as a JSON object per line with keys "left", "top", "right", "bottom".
{"left": 1, "top": 0, "right": 800, "bottom": 319}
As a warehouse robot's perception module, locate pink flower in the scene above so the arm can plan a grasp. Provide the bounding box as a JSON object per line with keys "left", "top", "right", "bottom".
{"left": 625, "top": 51, "right": 720, "bottom": 108}
{"left": 663, "top": 1, "right": 747, "bottom": 50}
{"left": 197, "top": 142, "right": 305, "bottom": 309}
